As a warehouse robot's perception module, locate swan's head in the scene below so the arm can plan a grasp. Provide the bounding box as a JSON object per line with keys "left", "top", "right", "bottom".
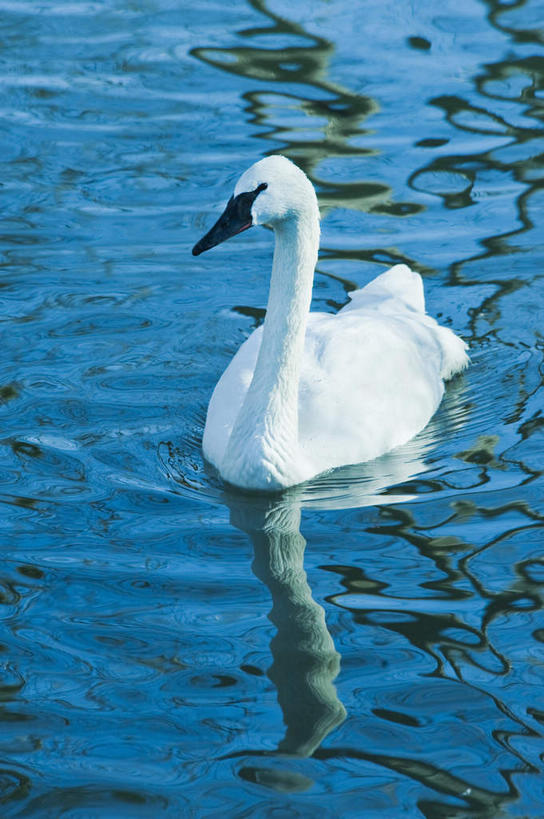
{"left": 192, "top": 155, "right": 318, "bottom": 256}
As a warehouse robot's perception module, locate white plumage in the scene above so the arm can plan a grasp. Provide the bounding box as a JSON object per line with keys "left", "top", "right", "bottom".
{"left": 195, "top": 156, "right": 468, "bottom": 491}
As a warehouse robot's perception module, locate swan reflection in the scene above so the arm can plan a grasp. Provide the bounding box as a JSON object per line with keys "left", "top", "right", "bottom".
{"left": 228, "top": 491, "right": 345, "bottom": 757}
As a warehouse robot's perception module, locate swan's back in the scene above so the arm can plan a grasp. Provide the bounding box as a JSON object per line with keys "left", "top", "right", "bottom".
{"left": 343, "top": 263, "right": 425, "bottom": 314}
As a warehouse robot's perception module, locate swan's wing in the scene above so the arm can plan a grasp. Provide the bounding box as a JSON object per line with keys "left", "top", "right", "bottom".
{"left": 298, "top": 274, "right": 468, "bottom": 475}
{"left": 298, "top": 311, "right": 444, "bottom": 471}
{"left": 342, "top": 263, "right": 425, "bottom": 314}
{"left": 341, "top": 263, "right": 469, "bottom": 379}
{"left": 202, "top": 326, "right": 263, "bottom": 469}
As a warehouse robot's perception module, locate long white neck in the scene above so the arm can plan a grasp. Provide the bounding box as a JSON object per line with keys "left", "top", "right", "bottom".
{"left": 222, "top": 209, "right": 319, "bottom": 489}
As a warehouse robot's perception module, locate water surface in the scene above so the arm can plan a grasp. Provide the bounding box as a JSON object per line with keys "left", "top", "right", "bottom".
{"left": 1, "top": 0, "right": 543, "bottom": 816}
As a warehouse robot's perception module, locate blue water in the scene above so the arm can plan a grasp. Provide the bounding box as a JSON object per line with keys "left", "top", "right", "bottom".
{"left": 1, "top": 0, "right": 543, "bottom": 816}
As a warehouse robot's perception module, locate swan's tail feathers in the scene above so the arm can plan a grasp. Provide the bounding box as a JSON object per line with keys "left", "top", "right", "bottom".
{"left": 349, "top": 264, "right": 425, "bottom": 313}
{"left": 435, "top": 325, "right": 470, "bottom": 380}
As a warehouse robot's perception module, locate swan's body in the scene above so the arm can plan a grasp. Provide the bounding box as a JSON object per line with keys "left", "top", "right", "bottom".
{"left": 193, "top": 156, "right": 468, "bottom": 491}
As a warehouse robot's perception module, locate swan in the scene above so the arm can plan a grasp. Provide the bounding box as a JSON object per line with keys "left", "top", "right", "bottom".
{"left": 192, "top": 155, "right": 469, "bottom": 491}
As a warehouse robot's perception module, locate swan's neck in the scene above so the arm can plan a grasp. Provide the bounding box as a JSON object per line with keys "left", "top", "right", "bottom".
{"left": 223, "top": 211, "right": 319, "bottom": 488}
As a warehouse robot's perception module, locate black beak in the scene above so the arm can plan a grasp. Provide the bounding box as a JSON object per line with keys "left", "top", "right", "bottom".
{"left": 192, "top": 182, "right": 268, "bottom": 257}
{"left": 192, "top": 196, "right": 251, "bottom": 256}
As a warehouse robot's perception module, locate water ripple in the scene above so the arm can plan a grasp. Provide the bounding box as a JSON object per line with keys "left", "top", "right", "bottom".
{"left": 0, "top": 0, "right": 543, "bottom": 815}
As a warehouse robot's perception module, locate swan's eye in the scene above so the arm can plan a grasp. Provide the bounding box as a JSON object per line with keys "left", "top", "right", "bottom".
{"left": 236, "top": 182, "right": 268, "bottom": 215}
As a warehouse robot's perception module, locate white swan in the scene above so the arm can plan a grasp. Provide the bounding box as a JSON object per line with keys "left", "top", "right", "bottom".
{"left": 193, "top": 155, "right": 469, "bottom": 491}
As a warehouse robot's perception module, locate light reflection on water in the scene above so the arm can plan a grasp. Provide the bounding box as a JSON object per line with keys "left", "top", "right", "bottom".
{"left": 0, "top": 0, "right": 543, "bottom": 816}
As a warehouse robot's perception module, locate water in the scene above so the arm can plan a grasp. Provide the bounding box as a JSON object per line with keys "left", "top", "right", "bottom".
{"left": 1, "top": 0, "right": 543, "bottom": 815}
